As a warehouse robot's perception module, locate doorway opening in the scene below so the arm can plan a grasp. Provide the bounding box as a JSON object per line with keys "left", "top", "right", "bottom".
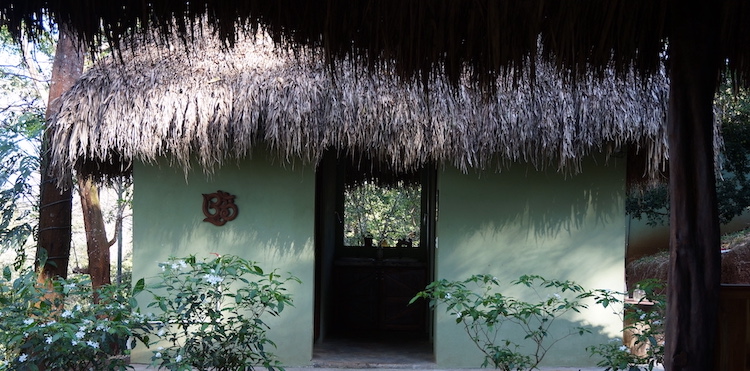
{"left": 314, "top": 151, "right": 437, "bottom": 365}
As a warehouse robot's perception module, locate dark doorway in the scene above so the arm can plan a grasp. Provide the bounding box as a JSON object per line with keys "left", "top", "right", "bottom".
{"left": 314, "top": 150, "right": 436, "bottom": 362}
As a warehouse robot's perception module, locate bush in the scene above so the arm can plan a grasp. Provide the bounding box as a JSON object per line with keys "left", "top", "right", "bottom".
{"left": 589, "top": 279, "right": 666, "bottom": 371}
{"left": 143, "top": 254, "right": 300, "bottom": 371}
{"left": 412, "top": 274, "right": 594, "bottom": 370}
{"left": 0, "top": 265, "right": 151, "bottom": 370}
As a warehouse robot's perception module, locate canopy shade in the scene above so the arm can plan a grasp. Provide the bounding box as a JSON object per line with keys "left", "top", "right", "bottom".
{"left": 48, "top": 30, "right": 670, "bottom": 185}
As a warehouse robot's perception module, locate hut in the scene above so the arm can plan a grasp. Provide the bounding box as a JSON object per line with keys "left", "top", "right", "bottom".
{"left": 48, "top": 31, "right": 671, "bottom": 368}
{"left": 7, "top": 2, "right": 749, "bottom": 369}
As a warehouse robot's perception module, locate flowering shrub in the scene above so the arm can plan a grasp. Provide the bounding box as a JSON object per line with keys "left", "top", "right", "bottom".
{"left": 0, "top": 265, "right": 151, "bottom": 370}
{"left": 411, "top": 274, "right": 594, "bottom": 371}
{"left": 589, "top": 279, "right": 666, "bottom": 371}
{"left": 144, "top": 254, "right": 300, "bottom": 371}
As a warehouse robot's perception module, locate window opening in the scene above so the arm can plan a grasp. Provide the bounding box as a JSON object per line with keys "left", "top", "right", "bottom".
{"left": 343, "top": 180, "right": 421, "bottom": 248}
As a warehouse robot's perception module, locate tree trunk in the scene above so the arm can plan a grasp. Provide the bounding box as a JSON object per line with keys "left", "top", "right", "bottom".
{"left": 664, "top": 1, "right": 722, "bottom": 370}
{"left": 78, "top": 175, "right": 113, "bottom": 291}
{"left": 36, "top": 23, "right": 83, "bottom": 280}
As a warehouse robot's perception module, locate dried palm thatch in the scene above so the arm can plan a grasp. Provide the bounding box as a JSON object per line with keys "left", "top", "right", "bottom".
{"left": 5, "top": 1, "right": 750, "bottom": 89}
{"left": 49, "top": 30, "right": 670, "bottom": 186}
{"left": 628, "top": 243, "right": 750, "bottom": 286}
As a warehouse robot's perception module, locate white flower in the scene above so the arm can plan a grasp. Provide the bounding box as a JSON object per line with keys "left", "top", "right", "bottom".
{"left": 63, "top": 282, "right": 76, "bottom": 291}
{"left": 45, "top": 336, "right": 53, "bottom": 344}
{"left": 619, "top": 345, "right": 628, "bottom": 351}
{"left": 61, "top": 310, "right": 73, "bottom": 318}
{"left": 204, "top": 274, "right": 224, "bottom": 285}
{"left": 23, "top": 318, "right": 34, "bottom": 325}
{"left": 175, "top": 355, "right": 183, "bottom": 362}
{"left": 154, "top": 352, "right": 162, "bottom": 358}
{"left": 86, "top": 340, "right": 100, "bottom": 349}
{"left": 18, "top": 354, "right": 28, "bottom": 362}
{"left": 71, "top": 340, "right": 79, "bottom": 346}
{"left": 444, "top": 293, "right": 452, "bottom": 299}
{"left": 75, "top": 331, "right": 86, "bottom": 339}
{"left": 456, "top": 312, "right": 462, "bottom": 319}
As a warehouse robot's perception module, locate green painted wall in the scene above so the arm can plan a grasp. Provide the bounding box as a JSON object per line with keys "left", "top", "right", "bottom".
{"left": 129, "top": 155, "right": 316, "bottom": 366}
{"left": 129, "top": 152, "right": 625, "bottom": 368}
{"left": 434, "top": 157, "right": 626, "bottom": 367}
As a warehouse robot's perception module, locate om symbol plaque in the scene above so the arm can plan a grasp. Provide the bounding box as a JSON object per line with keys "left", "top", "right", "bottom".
{"left": 202, "top": 190, "right": 239, "bottom": 226}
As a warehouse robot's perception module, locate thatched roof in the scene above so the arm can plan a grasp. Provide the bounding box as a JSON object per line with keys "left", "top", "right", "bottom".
{"left": 49, "top": 30, "right": 670, "bottom": 185}
{"left": 4, "top": 1, "right": 749, "bottom": 88}
{"left": 8, "top": 4, "right": 735, "bottom": 367}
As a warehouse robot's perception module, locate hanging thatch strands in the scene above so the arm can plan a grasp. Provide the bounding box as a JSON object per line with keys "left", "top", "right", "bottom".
{"left": 6, "top": 1, "right": 750, "bottom": 89}
{"left": 49, "top": 29, "right": 672, "bottom": 187}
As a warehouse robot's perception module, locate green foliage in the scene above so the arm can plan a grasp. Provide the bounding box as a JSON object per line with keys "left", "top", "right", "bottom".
{"left": 0, "top": 24, "right": 53, "bottom": 266}
{"left": 0, "top": 112, "right": 43, "bottom": 266}
{"left": 589, "top": 279, "right": 666, "bottom": 371}
{"left": 627, "top": 84, "right": 750, "bottom": 226}
{"left": 344, "top": 181, "right": 421, "bottom": 246}
{"left": 625, "top": 186, "right": 668, "bottom": 227}
{"left": 0, "top": 257, "right": 152, "bottom": 370}
{"left": 412, "top": 274, "right": 594, "bottom": 370}
{"left": 144, "top": 254, "right": 300, "bottom": 371}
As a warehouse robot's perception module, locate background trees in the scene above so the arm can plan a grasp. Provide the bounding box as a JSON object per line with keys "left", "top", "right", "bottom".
{"left": 627, "top": 84, "right": 750, "bottom": 227}
{"left": 0, "top": 24, "right": 131, "bottom": 287}
{"left": 0, "top": 25, "right": 52, "bottom": 267}
{"left": 343, "top": 181, "right": 421, "bottom": 247}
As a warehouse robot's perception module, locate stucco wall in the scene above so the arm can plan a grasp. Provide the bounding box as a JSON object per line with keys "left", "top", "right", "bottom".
{"left": 129, "top": 156, "right": 316, "bottom": 366}
{"left": 434, "top": 157, "right": 626, "bottom": 367}
{"left": 129, "top": 153, "right": 625, "bottom": 368}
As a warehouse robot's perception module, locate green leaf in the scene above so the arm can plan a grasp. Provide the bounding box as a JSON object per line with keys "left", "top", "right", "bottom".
{"left": 133, "top": 278, "right": 145, "bottom": 295}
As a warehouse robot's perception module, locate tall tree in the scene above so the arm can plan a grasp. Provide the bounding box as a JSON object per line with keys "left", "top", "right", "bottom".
{"left": 78, "top": 176, "right": 116, "bottom": 289}
{"left": 665, "top": 1, "right": 722, "bottom": 370}
{"left": 36, "top": 23, "right": 83, "bottom": 280}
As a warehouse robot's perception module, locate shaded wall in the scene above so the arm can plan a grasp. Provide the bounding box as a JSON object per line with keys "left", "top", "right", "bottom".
{"left": 434, "top": 156, "right": 627, "bottom": 367}
{"left": 129, "top": 154, "right": 316, "bottom": 366}
{"left": 128, "top": 151, "right": 626, "bottom": 368}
